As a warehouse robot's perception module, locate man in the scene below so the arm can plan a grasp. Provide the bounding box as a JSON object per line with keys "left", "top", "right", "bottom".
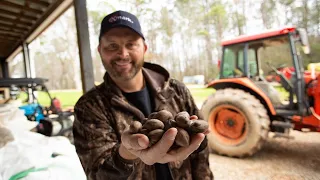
{"left": 73, "top": 10, "right": 213, "bottom": 180}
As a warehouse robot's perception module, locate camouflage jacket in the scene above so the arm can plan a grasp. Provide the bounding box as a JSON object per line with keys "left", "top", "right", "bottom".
{"left": 73, "top": 62, "right": 213, "bottom": 180}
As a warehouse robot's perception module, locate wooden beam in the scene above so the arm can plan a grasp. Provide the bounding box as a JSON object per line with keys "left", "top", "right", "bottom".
{"left": 0, "top": 35, "right": 19, "bottom": 41}
{"left": 0, "top": 31, "right": 21, "bottom": 38}
{"left": 0, "top": 31, "right": 22, "bottom": 38}
{"left": 0, "top": 1, "right": 43, "bottom": 15}
{"left": 0, "top": 16, "right": 33, "bottom": 26}
{"left": 0, "top": 8, "right": 37, "bottom": 21}
{"left": 27, "top": 0, "right": 50, "bottom": 8}
{"left": 0, "top": 22, "right": 29, "bottom": 31}
{"left": 1, "top": 58, "right": 9, "bottom": 78}
{"left": 0, "top": 40, "right": 12, "bottom": 44}
{"left": 7, "top": 0, "right": 69, "bottom": 60}
{"left": 0, "top": 26, "right": 24, "bottom": 33}
{"left": 22, "top": 42, "right": 31, "bottom": 78}
{"left": 0, "top": 36, "right": 17, "bottom": 42}
{"left": 26, "top": 0, "right": 70, "bottom": 42}
{"left": 74, "top": 0, "right": 94, "bottom": 92}
{"left": 5, "top": 46, "right": 22, "bottom": 63}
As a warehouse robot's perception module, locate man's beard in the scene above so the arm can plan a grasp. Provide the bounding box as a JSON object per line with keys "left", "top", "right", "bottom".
{"left": 103, "top": 57, "right": 144, "bottom": 81}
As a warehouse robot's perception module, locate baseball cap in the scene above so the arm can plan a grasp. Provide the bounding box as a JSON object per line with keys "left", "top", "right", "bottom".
{"left": 99, "top": 10, "right": 145, "bottom": 41}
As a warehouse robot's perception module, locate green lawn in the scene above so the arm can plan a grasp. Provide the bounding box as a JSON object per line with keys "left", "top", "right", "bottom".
{"left": 18, "top": 90, "right": 83, "bottom": 108}
{"left": 18, "top": 87, "right": 215, "bottom": 108}
{"left": 18, "top": 86, "right": 286, "bottom": 108}
{"left": 188, "top": 86, "right": 215, "bottom": 103}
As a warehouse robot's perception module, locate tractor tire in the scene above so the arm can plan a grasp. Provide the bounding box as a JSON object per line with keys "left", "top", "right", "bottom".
{"left": 201, "top": 88, "right": 270, "bottom": 157}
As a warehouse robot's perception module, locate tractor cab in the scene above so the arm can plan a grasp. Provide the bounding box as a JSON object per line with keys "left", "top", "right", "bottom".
{"left": 217, "top": 27, "right": 310, "bottom": 116}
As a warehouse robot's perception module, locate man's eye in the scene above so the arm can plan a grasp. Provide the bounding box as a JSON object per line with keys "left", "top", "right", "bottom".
{"left": 107, "top": 44, "right": 118, "bottom": 50}
{"left": 127, "top": 43, "right": 137, "bottom": 49}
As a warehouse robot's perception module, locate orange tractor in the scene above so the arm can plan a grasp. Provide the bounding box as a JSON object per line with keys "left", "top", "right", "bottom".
{"left": 201, "top": 27, "right": 320, "bottom": 157}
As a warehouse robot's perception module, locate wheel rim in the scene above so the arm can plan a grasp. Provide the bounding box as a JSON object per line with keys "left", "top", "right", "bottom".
{"left": 209, "top": 104, "right": 248, "bottom": 145}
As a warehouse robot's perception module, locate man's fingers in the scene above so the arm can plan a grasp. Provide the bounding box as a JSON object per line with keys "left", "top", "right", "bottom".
{"left": 122, "top": 131, "right": 149, "bottom": 150}
{"left": 190, "top": 115, "right": 198, "bottom": 120}
{"left": 188, "top": 133, "right": 205, "bottom": 151}
{"left": 166, "top": 133, "right": 205, "bottom": 161}
{"left": 137, "top": 135, "right": 149, "bottom": 148}
{"left": 151, "top": 128, "right": 177, "bottom": 155}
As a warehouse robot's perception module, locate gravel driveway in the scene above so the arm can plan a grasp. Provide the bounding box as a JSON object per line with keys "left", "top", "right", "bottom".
{"left": 208, "top": 131, "right": 320, "bottom": 180}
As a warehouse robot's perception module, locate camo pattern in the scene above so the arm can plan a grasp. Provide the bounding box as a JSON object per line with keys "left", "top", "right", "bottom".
{"left": 73, "top": 62, "right": 214, "bottom": 180}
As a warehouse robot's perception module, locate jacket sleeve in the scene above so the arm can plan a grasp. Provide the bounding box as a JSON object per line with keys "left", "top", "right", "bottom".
{"left": 181, "top": 83, "right": 214, "bottom": 180}
{"left": 73, "top": 98, "right": 135, "bottom": 180}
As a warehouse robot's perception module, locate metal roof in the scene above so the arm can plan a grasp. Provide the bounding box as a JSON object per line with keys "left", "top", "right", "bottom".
{"left": 0, "top": 0, "right": 72, "bottom": 60}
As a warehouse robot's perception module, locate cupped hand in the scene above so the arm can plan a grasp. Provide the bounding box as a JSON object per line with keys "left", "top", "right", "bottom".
{"left": 120, "top": 127, "right": 205, "bottom": 165}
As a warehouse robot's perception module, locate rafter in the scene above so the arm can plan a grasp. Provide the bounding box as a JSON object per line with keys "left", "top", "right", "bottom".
{"left": 0, "top": 35, "right": 19, "bottom": 41}
{"left": 27, "top": 0, "right": 50, "bottom": 8}
{"left": 0, "top": 8, "right": 37, "bottom": 21}
{"left": 0, "top": 16, "right": 33, "bottom": 26}
{"left": 0, "top": 29, "right": 23, "bottom": 36}
{"left": 0, "top": 1, "right": 43, "bottom": 15}
{"left": 0, "top": 39, "right": 12, "bottom": 44}
{"left": 0, "top": 22, "right": 28, "bottom": 31}
{"left": 0, "top": 25, "right": 24, "bottom": 33}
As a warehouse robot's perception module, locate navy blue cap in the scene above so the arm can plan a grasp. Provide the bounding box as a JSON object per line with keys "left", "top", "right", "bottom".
{"left": 99, "top": 10, "right": 145, "bottom": 41}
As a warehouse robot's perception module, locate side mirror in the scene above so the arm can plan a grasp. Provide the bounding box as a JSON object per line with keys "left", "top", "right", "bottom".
{"left": 297, "top": 28, "right": 310, "bottom": 54}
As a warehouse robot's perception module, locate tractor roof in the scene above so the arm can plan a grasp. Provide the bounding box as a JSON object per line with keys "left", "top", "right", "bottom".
{"left": 221, "top": 27, "right": 296, "bottom": 46}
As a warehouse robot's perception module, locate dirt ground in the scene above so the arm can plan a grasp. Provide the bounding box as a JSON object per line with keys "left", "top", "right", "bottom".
{"left": 208, "top": 131, "right": 320, "bottom": 180}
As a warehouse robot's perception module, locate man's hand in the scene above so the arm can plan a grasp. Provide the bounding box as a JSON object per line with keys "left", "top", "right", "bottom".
{"left": 120, "top": 127, "right": 205, "bottom": 165}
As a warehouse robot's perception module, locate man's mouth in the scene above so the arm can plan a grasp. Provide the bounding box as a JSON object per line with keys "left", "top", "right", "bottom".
{"left": 114, "top": 60, "right": 131, "bottom": 66}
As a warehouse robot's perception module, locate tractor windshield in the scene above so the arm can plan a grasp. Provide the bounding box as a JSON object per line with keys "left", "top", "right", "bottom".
{"left": 221, "top": 35, "right": 294, "bottom": 80}
{"left": 221, "top": 35, "right": 295, "bottom": 103}
{"left": 257, "top": 35, "right": 294, "bottom": 81}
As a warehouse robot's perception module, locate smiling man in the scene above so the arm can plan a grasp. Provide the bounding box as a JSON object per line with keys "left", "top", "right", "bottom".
{"left": 73, "top": 10, "right": 213, "bottom": 180}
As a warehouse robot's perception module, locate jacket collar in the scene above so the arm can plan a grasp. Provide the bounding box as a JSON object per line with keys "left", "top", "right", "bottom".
{"left": 102, "top": 62, "right": 174, "bottom": 99}
{"left": 99, "top": 62, "right": 175, "bottom": 120}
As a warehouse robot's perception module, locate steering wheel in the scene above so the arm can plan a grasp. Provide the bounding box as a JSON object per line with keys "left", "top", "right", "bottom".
{"left": 267, "top": 62, "right": 293, "bottom": 92}
{"left": 277, "top": 64, "right": 287, "bottom": 69}
{"left": 267, "top": 63, "right": 286, "bottom": 75}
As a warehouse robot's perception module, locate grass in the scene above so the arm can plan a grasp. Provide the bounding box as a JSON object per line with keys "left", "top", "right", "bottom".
{"left": 17, "top": 87, "right": 215, "bottom": 108}
{"left": 17, "top": 85, "right": 287, "bottom": 108}
{"left": 188, "top": 86, "right": 215, "bottom": 103}
{"left": 18, "top": 90, "right": 83, "bottom": 108}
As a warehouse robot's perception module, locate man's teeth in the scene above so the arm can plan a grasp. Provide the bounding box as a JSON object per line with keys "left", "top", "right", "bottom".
{"left": 116, "top": 61, "right": 130, "bottom": 65}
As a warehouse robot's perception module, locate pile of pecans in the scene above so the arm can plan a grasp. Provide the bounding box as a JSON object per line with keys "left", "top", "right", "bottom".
{"left": 129, "top": 110, "right": 208, "bottom": 148}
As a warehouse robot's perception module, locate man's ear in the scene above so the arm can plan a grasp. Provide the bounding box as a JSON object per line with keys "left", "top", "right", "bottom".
{"left": 143, "top": 42, "right": 148, "bottom": 53}
{"left": 97, "top": 43, "right": 101, "bottom": 54}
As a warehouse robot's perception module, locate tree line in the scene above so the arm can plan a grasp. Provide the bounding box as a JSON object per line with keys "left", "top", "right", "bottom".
{"left": 8, "top": 0, "right": 320, "bottom": 90}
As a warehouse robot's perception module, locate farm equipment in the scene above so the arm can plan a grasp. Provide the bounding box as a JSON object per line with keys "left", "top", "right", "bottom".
{"left": 0, "top": 78, "right": 74, "bottom": 143}
{"left": 201, "top": 27, "right": 320, "bottom": 157}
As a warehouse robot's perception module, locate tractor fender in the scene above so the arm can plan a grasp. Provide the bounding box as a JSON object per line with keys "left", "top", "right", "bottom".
{"left": 207, "top": 78, "right": 276, "bottom": 116}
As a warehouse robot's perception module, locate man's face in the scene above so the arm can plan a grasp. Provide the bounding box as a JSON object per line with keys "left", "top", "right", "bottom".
{"left": 98, "top": 27, "right": 147, "bottom": 82}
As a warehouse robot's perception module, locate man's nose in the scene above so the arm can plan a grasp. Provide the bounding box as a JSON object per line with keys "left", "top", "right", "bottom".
{"left": 117, "top": 46, "right": 129, "bottom": 58}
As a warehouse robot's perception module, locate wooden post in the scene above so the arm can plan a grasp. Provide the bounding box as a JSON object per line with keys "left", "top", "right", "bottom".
{"left": 0, "top": 58, "right": 9, "bottom": 78}
{"left": 22, "top": 42, "right": 31, "bottom": 78}
{"left": 74, "top": 0, "right": 94, "bottom": 93}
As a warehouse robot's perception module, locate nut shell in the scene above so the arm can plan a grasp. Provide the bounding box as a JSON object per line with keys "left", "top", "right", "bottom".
{"left": 175, "top": 127, "right": 190, "bottom": 147}
{"left": 148, "top": 129, "right": 164, "bottom": 146}
{"left": 142, "top": 119, "right": 164, "bottom": 131}
{"left": 175, "top": 111, "right": 191, "bottom": 129}
{"left": 156, "top": 110, "right": 174, "bottom": 123}
{"left": 129, "top": 121, "right": 142, "bottom": 134}
{"left": 164, "top": 119, "right": 177, "bottom": 131}
{"left": 189, "top": 120, "right": 208, "bottom": 133}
